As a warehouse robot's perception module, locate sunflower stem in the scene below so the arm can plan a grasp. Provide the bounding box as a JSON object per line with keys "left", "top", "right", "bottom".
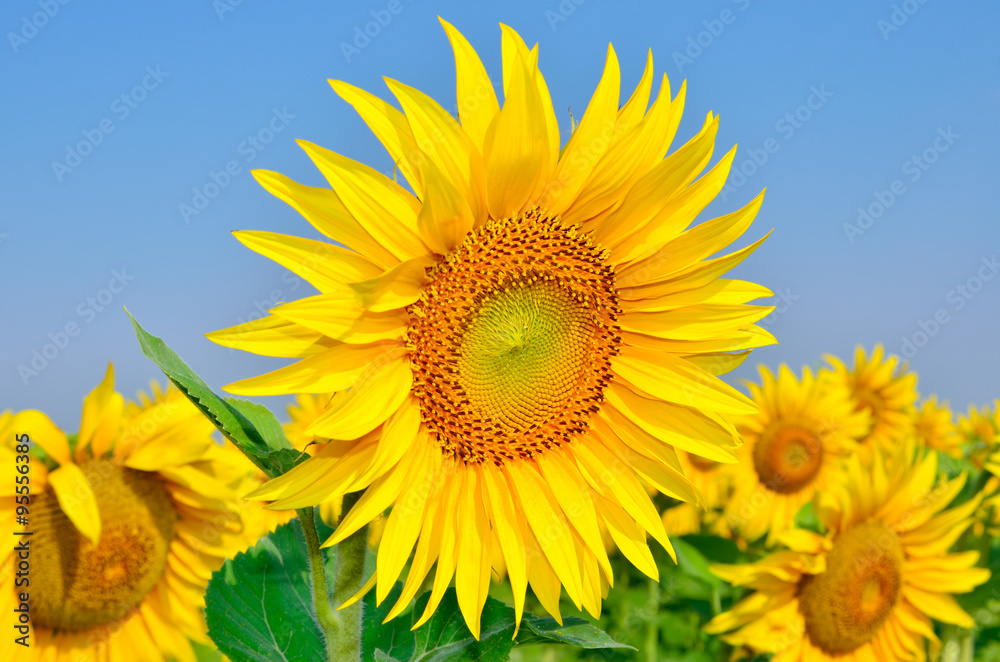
{"left": 297, "top": 507, "right": 339, "bottom": 662}
{"left": 644, "top": 577, "right": 659, "bottom": 662}
{"left": 330, "top": 491, "right": 368, "bottom": 662}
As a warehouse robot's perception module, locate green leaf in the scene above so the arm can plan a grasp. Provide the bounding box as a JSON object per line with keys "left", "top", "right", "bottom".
{"left": 679, "top": 534, "right": 741, "bottom": 564}
{"left": 674, "top": 538, "right": 720, "bottom": 588}
{"left": 225, "top": 398, "right": 293, "bottom": 451}
{"left": 126, "top": 311, "right": 305, "bottom": 478}
{"left": 205, "top": 517, "right": 335, "bottom": 662}
{"left": 520, "top": 616, "right": 635, "bottom": 650}
{"left": 794, "top": 500, "right": 823, "bottom": 533}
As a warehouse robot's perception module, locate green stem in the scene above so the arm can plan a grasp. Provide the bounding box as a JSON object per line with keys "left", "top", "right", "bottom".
{"left": 644, "top": 577, "right": 659, "bottom": 662}
{"left": 297, "top": 507, "right": 339, "bottom": 662}
{"left": 330, "top": 491, "right": 369, "bottom": 662}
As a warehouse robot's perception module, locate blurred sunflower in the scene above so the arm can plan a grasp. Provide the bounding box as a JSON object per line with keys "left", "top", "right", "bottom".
{"left": 723, "top": 365, "right": 868, "bottom": 544}
{"left": 912, "top": 396, "right": 962, "bottom": 458}
{"left": 208, "top": 20, "right": 773, "bottom": 636}
{"left": 825, "top": 345, "right": 917, "bottom": 454}
{"left": 958, "top": 402, "right": 999, "bottom": 468}
{"left": 0, "top": 365, "right": 267, "bottom": 662}
{"left": 706, "top": 443, "right": 989, "bottom": 660}
{"left": 661, "top": 450, "right": 733, "bottom": 537}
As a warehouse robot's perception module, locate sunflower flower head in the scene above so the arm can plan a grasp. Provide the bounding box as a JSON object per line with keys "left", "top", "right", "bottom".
{"left": 707, "top": 442, "right": 989, "bottom": 660}
{"left": 912, "top": 395, "right": 962, "bottom": 458}
{"left": 2, "top": 365, "right": 269, "bottom": 661}
{"left": 825, "top": 344, "right": 917, "bottom": 454}
{"left": 724, "top": 364, "right": 869, "bottom": 544}
{"left": 210, "top": 19, "right": 773, "bottom": 637}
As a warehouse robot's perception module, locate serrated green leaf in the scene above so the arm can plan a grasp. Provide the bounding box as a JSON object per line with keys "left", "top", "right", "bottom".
{"left": 126, "top": 311, "right": 305, "bottom": 478}
{"left": 408, "top": 589, "right": 517, "bottom": 662}
{"left": 205, "top": 517, "right": 335, "bottom": 662}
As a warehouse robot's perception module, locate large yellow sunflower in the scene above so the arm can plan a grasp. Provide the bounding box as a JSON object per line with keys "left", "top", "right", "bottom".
{"left": 706, "top": 443, "right": 989, "bottom": 660}
{"left": 825, "top": 345, "right": 917, "bottom": 453}
{"left": 1, "top": 365, "right": 267, "bottom": 661}
{"left": 208, "top": 20, "right": 774, "bottom": 636}
{"left": 724, "top": 364, "right": 869, "bottom": 544}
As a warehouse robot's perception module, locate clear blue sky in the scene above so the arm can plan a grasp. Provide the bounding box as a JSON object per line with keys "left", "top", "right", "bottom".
{"left": 3, "top": 1, "right": 999, "bottom": 428}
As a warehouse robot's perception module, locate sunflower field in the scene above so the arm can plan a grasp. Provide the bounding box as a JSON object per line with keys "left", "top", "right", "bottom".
{"left": 5, "top": 4, "right": 999, "bottom": 662}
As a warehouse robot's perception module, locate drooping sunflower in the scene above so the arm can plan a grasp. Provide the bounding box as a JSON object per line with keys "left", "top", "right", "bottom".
{"left": 1, "top": 365, "right": 267, "bottom": 661}
{"left": 825, "top": 345, "right": 917, "bottom": 453}
{"left": 911, "top": 396, "right": 962, "bottom": 458}
{"left": 724, "top": 364, "right": 869, "bottom": 544}
{"left": 706, "top": 443, "right": 990, "bottom": 660}
{"left": 208, "top": 20, "right": 774, "bottom": 636}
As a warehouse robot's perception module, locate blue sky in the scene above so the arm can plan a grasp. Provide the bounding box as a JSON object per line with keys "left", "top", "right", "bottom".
{"left": 3, "top": 1, "right": 998, "bottom": 428}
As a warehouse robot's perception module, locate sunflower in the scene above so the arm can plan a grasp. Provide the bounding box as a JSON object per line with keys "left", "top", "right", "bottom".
{"left": 661, "top": 450, "right": 733, "bottom": 538}
{"left": 723, "top": 364, "right": 869, "bottom": 544}
{"left": 958, "top": 402, "right": 999, "bottom": 469}
{"left": 825, "top": 345, "right": 917, "bottom": 453}
{"left": 706, "top": 443, "right": 990, "bottom": 660}
{"left": 912, "top": 396, "right": 962, "bottom": 458}
{"left": 208, "top": 19, "right": 774, "bottom": 637}
{"left": 0, "top": 365, "right": 266, "bottom": 661}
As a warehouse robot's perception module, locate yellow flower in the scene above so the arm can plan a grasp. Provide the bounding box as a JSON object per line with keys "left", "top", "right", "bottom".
{"left": 208, "top": 20, "right": 772, "bottom": 637}
{"left": 706, "top": 443, "right": 990, "bottom": 660}
{"left": 724, "top": 365, "right": 869, "bottom": 544}
{"left": 958, "top": 402, "right": 999, "bottom": 468}
{"left": 0, "top": 365, "right": 268, "bottom": 661}
{"left": 825, "top": 344, "right": 917, "bottom": 453}
{"left": 912, "top": 396, "right": 962, "bottom": 458}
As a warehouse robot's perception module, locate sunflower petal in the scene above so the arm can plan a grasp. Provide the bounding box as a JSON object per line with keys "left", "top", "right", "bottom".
{"left": 49, "top": 463, "right": 101, "bottom": 546}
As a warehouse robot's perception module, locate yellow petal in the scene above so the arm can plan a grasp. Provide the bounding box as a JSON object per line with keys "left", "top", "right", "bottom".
{"left": 604, "top": 382, "right": 740, "bottom": 462}
{"left": 619, "top": 303, "right": 773, "bottom": 341}
{"left": 49, "top": 463, "right": 101, "bottom": 546}
{"left": 483, "top": 46, "right": 553, "bottom": 220}
{"left": 224, "top": 342, "right": 405, "bottom": 395}
{"left": 612, "top": 345, "right": 758, "bottom": 415}
{"left": 77, "top": 363, "right": 124, "bottom": 461}
{"left": 544, "top": 44, "right": 621, "bottom": 215}
{"left": 206, "top": 314, "right": 334, "bottom": 358}
{"left": 454, "top": 469, "right": 492, "bottom": 639}
{"left": 268, "top": 291, "right": 407, "bottom": 344}
{"left": 251, "top": 169, "right": 398, "bottom": 269}
{"left": 297, "top": 140, "right": 428, "bottom": 262}
{"left": 595, "top": 495, "right": 658, "bottom": 580}
{"left": 481, "top": 463, "right": 528, "bottom": 630}
{"left": 306, "top": 356, "right": 412, "bottom": 440}
{"left": 233, "top": 230, "right": 382, "bottom": 293}
{"left": 415, "top": 163, "right": 476, "bottom": 255}
{"left": 384, "top": 78, "right": 487, "bottom": 223}
{"left": 15, "top": 410, "right": 71, "bottom": 466}
{"left": 328, "top": 79, "right": 425, "bottom": 196}
{"left": 439, "top": 18, "right": 500, "bottom": 152}
{"left": 350, "top": 255, "right": 434, "bottom": 313}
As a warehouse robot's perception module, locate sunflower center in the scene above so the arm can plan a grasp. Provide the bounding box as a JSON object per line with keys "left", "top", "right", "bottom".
{"left": 798, "top": 521, "right": 904, "bottom": 654}
{"left": 753, "top": 424, "right": 823, "bottom": 494}
{"left": 407, "top": 210, "right": 620, "bottom": 465}
{"left": 31, "top": 460, "right": 176, "bottom": 630}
